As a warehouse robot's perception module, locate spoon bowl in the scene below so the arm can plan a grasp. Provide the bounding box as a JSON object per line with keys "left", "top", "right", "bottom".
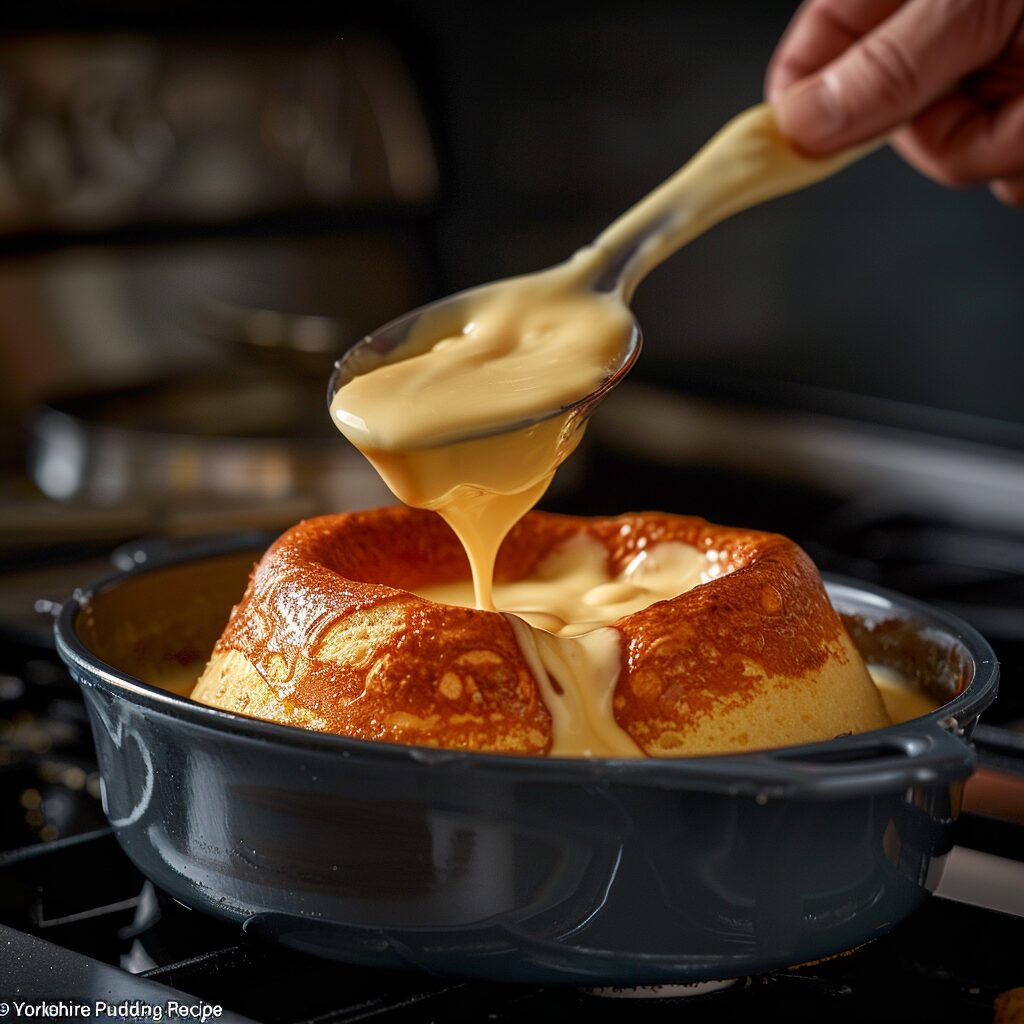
{"left": 328, "top": 278, "right": 643, "bottom": 450}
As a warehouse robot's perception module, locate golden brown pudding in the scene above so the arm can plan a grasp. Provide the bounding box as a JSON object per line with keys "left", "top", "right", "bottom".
{"left": 192, "top": 507, "right": 891, "bottom": 757}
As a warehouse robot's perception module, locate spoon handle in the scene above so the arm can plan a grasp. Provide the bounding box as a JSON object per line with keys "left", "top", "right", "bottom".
{"left": 585, "top": 103, "right": 883, "bottom": 302}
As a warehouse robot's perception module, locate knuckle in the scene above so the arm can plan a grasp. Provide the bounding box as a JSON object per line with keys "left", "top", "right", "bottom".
{"left": 958, "top": 0, "right": 1024, "bottom": 54}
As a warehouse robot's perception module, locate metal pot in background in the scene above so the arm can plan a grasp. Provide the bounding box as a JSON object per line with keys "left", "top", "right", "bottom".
{"left": 29, "top": 366, "right": 392, "bottom": 519}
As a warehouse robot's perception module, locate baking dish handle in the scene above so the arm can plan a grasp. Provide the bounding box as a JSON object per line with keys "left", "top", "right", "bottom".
{"left": 748, "top": 717, "right": 977, "bottom": 799}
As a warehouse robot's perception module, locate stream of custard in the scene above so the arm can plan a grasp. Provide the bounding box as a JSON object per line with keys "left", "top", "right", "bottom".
{"left": 415, "top": 534, "right": 709, "bottom": 756}
{"left": 330, "top": 103, "right": 882, "bottom": 756}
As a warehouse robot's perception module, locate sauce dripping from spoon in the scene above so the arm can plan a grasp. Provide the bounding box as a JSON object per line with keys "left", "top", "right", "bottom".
{"left": 331, "top": 103, "right": 879, "bottom": 611}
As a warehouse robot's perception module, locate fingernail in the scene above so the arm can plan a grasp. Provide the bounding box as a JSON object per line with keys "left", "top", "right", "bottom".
{"left": 775, "top": 74, "right": 846, "bottom": 148}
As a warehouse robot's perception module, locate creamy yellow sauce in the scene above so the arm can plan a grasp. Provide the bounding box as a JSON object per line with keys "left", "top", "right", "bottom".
{"left": 355, "top": 416, "right": 583, "bottom": 610}
{"left": 414, "top": 533, "right": 708, "bottom": 637}
{"left": 870, "top": 663, "right": 941, "bottom": 724}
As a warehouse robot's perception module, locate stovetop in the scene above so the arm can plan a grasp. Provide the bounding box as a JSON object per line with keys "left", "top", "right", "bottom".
{"left": 2, "top": 437, "right": 1024, "bottom": 1021}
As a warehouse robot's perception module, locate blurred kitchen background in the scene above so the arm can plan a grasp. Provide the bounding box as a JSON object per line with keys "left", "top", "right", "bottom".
{"left": 1, "top": 1, "right": 1023, "bottom": 739}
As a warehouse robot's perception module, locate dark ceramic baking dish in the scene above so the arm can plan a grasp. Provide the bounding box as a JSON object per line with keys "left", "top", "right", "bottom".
{"left": 54, "top": 534, "right": 998, "bottom": 985}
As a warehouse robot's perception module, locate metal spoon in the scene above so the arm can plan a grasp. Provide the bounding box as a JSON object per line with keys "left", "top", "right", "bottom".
{"left": 328, "top": 104, "right": 879, "bottom": 448}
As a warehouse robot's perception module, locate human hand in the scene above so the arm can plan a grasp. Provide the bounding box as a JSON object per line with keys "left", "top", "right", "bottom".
{"left": 765, "top": 0, "right": 1024, "bottom": 205}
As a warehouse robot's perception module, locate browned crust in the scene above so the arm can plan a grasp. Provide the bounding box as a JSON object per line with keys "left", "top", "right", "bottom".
{"left": 211, "top": 510, "right": 550, "bottom": 752}
{"left": 995, "top": 988, "right": 1024, "bottom": 1024}
{"left": 197, "top": 507, "right": 861, "bottom": 754}
{"left": 610, "top": 516, "right": 846, "bottom": 748}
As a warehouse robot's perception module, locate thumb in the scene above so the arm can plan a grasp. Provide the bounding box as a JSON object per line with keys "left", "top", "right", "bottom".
{"left": 774, "top": 0, "right": 1024, "bottom": 155}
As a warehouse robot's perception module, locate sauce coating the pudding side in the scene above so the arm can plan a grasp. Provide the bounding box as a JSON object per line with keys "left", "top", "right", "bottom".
{"left": 414, "top": 534, "right": 710, "bottom": 756}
